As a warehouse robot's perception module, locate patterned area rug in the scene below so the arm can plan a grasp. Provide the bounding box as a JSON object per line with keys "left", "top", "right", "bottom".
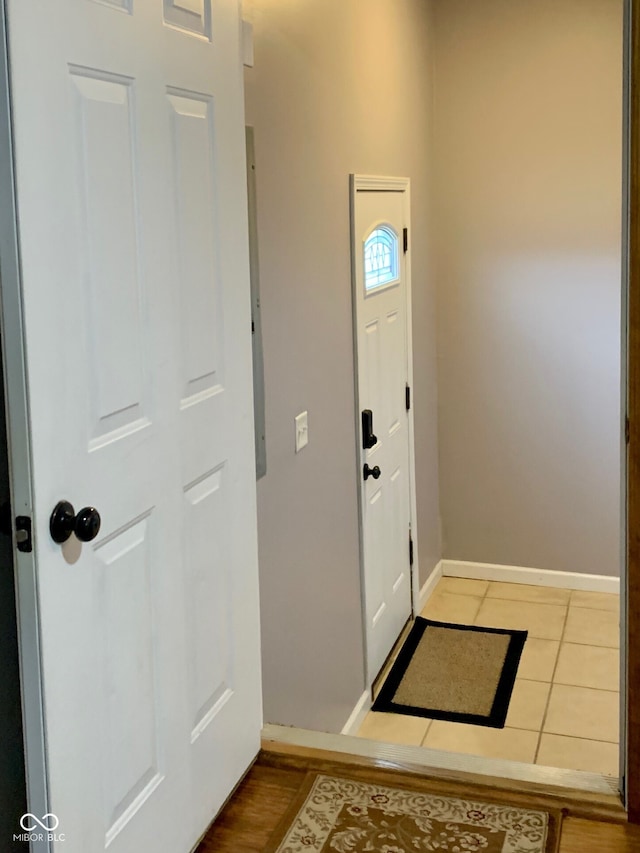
{"left": 266, "top": 773, "right": 560, "bottom": 853}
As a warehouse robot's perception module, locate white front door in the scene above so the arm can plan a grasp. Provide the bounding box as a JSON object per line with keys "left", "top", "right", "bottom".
{"left": 5, "top": 1, "right": 261, "bottom": 851}
{"left": 352, "top": 178, "right": 416, "bottom": 683}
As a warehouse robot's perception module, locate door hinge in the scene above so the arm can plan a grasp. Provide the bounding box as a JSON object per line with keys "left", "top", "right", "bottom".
{"left": 409, "top": 532, "right": 414, "bottom": 567}
{"left": 403, "top": 227, "right": 409, "bottom": 254}
{"left": 406, "top": 384, "right": 411, "bottom": 412}
{"left": 626, "top": 415, "right": 630, "bottom": 445}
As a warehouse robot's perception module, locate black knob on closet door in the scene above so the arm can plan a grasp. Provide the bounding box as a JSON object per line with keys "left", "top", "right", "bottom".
{"left": 74, "top": 506, "right": 102, "bottom": 542}
{"left": 363, "top": 464, "right": 381, "bottom": 481}
{"left": 50, "top": 500, "right": 101, "bottom": 544}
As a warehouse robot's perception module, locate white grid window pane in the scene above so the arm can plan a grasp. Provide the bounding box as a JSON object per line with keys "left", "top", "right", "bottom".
{"left": 364, "top": 226, "right": 399, "bottom": 290}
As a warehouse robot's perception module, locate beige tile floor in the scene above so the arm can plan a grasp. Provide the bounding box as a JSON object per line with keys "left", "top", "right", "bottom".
{"left": 357, "top": 577, "right": 621, "bottom": 777}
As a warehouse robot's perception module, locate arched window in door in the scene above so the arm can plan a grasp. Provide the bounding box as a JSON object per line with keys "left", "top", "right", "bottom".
{"left": 364, "top": 225, "right": 399, "bottom": 291}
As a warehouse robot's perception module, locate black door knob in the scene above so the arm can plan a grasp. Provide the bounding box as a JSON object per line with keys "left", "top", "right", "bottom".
{"left": 50, "top": 500, "right": 101, "bottom": 544}
{"left": 363, "top": 464, "right": 381, "bottom": 481}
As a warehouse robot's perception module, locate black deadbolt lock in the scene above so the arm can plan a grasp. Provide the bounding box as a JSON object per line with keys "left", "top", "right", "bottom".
{"left": 362, "top": 409, "right": 378, "bottom": 450}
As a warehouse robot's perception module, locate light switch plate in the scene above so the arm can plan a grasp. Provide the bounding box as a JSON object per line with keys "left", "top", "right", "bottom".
{"left": 295, "top": 411, "right": 309, "bottom": 453}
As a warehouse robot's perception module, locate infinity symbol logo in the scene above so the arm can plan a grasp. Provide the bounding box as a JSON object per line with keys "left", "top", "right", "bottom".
{"left": 20, "top": 813, "right": 59, "bottom": 831}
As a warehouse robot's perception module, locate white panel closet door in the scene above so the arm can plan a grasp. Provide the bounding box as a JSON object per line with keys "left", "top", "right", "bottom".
{"left": 5, "top": 1, "right": 261, "bottom": 851}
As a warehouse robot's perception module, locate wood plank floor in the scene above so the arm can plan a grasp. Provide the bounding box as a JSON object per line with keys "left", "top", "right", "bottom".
{"left": 197, "top": 751, "right": 640, "bottom": 853}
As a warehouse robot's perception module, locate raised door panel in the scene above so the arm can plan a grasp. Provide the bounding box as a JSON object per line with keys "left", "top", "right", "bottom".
{"left": 365, "top": 480, "right": 390, "bottom": 679}
{"left": 164, "top": 0, "right": 212, "bottom": 40}
{"left": 168, "top": 90, "right": 224, "bottom": 406}
{"left": 366, "top": 483, "right": 386, "bottom": 632}
{"left": 183, "top": 467, "right": 233, "bottom": 744}
{"left": 94, "top": 514, "right": 161, "bottom": 847}
{"left": 388, "top": 464, "right": 409, "bottom": 600}
{"left": 70, "top": 68, "right": 149, "bottom": 449}
{"left": 90, "top": 0, "right": 133, "bottom": 11}
{"left": 364, "top": 318, "right": 383, "bottom": 461}
{"left": 384, "top": 307, "right": 405, "bottom": 438}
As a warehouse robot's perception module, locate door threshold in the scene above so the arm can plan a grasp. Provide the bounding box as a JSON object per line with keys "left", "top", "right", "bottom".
{"left": 262, "top": 724, "right": 623, "bottom": 818}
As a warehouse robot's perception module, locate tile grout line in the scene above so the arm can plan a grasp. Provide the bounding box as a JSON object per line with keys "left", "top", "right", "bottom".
{"left": 405, "top": 582, "right": 619, "bottom": 758}
{"left": 473, "top": 577, "right": 490, "bottom": 625}
{"left": 420, "top": 719, "right": 432, "bottom": 747}
{"left": 533, "top": 601, "right": 570, "bottom": 764}
{"left": 528, "top": 730, "right": 619, "bottom": 746}
{"left": 475, "top": 588, "right": 617, "bottom": 610}
{"left": 542, "top": 682, "right": 619, "bottom": 694}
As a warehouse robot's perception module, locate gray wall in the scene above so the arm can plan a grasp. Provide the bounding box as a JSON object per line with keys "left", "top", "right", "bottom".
{"left": 244, "top": 0, "right": 441, "bottom": 732}
{"left": 432, "top": 0, "right": 624, "bottom": 576}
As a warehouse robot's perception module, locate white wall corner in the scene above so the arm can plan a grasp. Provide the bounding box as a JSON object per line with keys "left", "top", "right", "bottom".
{"left": 418, "top": 561, "right": 443, "bottom": 614}
{"left": 341, "top": 690, "right": 371, "bottom": 736}
{"left": 441, "top": 560, "right": 620, "bottom": 594}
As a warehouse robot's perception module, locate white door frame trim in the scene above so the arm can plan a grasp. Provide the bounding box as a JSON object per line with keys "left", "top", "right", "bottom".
{"left": 350, "top": 174, "right": 420, "bottom": 688}
{"left": 0, "top": 4, "right": 49, "bottom": 850}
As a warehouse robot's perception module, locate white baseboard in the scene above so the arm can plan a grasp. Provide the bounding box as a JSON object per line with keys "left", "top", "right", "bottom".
{"left": 341, "top": 690, "right": 371, "bottom": 736}
{"left": 441, "top": 559, "right": 620, "bottom": 595}
{"left": 417, "top": 561, "right": 444, "bottom": 613}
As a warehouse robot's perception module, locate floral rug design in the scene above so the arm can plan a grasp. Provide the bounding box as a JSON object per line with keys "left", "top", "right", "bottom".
{"left": 267, "top": 774, "right": 558, "bottom": 853}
